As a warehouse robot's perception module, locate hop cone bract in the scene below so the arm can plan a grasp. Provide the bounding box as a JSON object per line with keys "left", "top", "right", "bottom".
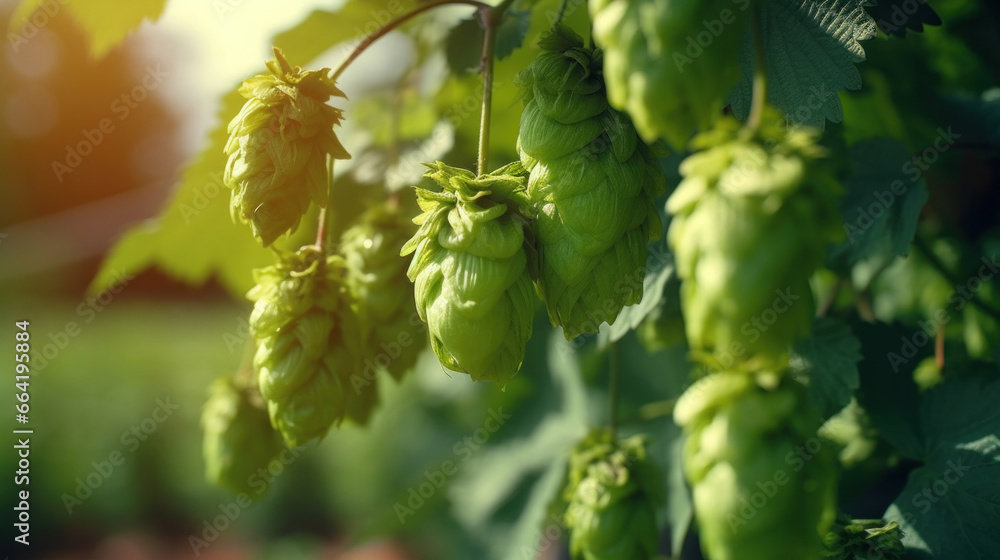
{"left": 342, "top": 202, "right": 424, "bottom": 382}
{"left": 224, "top": 47, "right": 350, "bottom": 246}
{"left": 401, "top": 161, "right": 534, "bottom": 387}
{"left": 201, "top": 377, "right": 283, "bottom": 495}
{"left": 248, "top": 247, "right": 369, "bottom": 447}
{"left": 667, "top": 116, "right": 842, "bottom": 360}
{"left": 517, "top": 26, "right": 666, "bottom": 340}
{"left": 674, "top": 372, "right": 837, "bottom": 560}
{"left": 563, "top": 430, "right": 661, "bottom": 560}
{"left": 590, "top": 0, "right": 748, "bottom": 149}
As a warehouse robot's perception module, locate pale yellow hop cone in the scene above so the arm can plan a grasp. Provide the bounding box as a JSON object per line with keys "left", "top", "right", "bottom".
{"left": 224, "top": 47, "right": 351, "bottom": 246}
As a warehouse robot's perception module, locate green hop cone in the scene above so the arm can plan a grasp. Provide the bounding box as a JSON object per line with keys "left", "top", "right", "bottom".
{"left": 590, "top": 0, "right": 748, "bottom": 149}
{"left": 667, "top": 115, "right": 842, "bottom": 360}
{"left": 224, "top": 47, "right": 351, "bottom": 246}
{"left": 563, "top": 430, "right": 661, "bottom": 560}
{"left": 249, "top": 247, "right": 370, "bottom": 447}
{"left": 822, "top": 514, "right": 905, "bottom": 560}
{"left": 674, "top": 372, "right": 837, "bottom": 560}
{"left": 516, "top": 26, "right": 666, "bottom": 340}
{"left": 342, "top": 201, "right": 424, "bottom": 382}
{"left": 201, "top": 377, "right": 283, "bottom": 495}
{"left": 401, "top": 161, "right": 535, "bottom": 387}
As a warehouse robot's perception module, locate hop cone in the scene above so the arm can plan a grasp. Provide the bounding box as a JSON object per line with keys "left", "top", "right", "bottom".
{"left": 224, "top": 47, "right": 350, "bottom": 246}
{"left": 674, "top": 372, "right": 837, "bottom": 560}
{"left": 342, "top": 202, "right": 424, "bottom": 382}
{"left": 667, "top": 115, "right": 842, "bottom": 360}
{"left": 590, "top": 0, "right": 748, "bottom": 149}
{"left": 517, "top": 26, "right": 666, "bottom": 340}
{"left": 401, "top": 161, "right": 534, "bottom": 387}
{"left": 248, "top": 247, "right": 370, "bottom": 447}
{"left": 563, "top": 430, "right": 661, "bottom": 560}
{"left": 201, "top": 377, "right": 283, "bottom": 495}
{"left": 822, "top": 515, "right": 905, "bottom": 560}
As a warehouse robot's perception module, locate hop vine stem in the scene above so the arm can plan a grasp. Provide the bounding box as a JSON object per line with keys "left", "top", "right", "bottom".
{"left": 745, "top": 0, "right": 768, "bottom": 132}
{"left": 609, "top": 342, "right": 620, "bottom": 441}
{"left": 477, "top": 0, "right": 517, "bottom": 175}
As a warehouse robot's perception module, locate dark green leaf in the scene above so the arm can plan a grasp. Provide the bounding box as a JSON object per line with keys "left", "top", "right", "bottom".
{"left": 730, "top": 0, "right": 877, "bottom": 128}
{"left": 446, "top": 16, "right": 485, "bottom": 75}
{"left": 790, "top": 318, "right": 863, "bottom": 418}
{"left": 496, "top": 9, "right": 532, "bottom": 60}
{"left": 884, "top": 374, "right": 1000, "bottom": 559}
{"left": 830, "top": 138, "right": 929, "bottom": 284}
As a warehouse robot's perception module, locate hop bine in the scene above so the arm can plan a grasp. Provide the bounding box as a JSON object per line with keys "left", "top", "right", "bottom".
{"left": 517, "top": 26, "right": 666, "bottom": 340}
{"left": 401, "top": 161, "right": 535, "bottom": 387}
{"left": 201, "top": 377, "right": 283, "bottom": 495}
{"left": 562, "top": 430, "right": 662, "bottom": 560}
{"left": 224, "top": 47, "right": 350, "bottom": 246}
{"left": 590, "top": 0, "right": 748, "bottom": 149}
{"left": 666, "top": 114, "right": 842, "bottom": 362}
{"left": 248, "top": 247, "right": 371, "bottom": 447}
{"left": 674, "top": 372, "right": 838, "bottom": 560}
{"left": 342, "top": 202, "right": 424, "bottom": 382}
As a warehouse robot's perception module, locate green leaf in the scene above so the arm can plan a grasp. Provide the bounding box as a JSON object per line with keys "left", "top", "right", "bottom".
{"left": 729, "top": 0, "right": 877, "bottom": 128}
{"left": 11, "top": 0, "right": 167, "bottom": 58}
{"left": 790, "top": 318, "right": 863, "bottom": 418}
{"left": 446, "top": 16, "right": 485, "bottom": 74}
{"left": 495, "top": 9, "right": 531, "bottom": 61}
{"left": 597, "top": 241, "right": 675, "bottom": 348}
{"left": 852, "top": 320, "right": 930, "bottom": 460}
{"left": 831, "top": 138, "right": 929, "bottom": 285}
{"left": 91, "top": 1, "right": 403, "bottom": 298}
{"left": 884, "top": 374, "right": 1000, "bottom": 558}
{"left": 448, "top": 330, "right": 588, "bottom": 556}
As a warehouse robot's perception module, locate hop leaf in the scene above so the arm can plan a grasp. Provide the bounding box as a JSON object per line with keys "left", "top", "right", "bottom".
{"left": 590, "top": 0, "right": 749, "bottom": 149}
{"left": 401, "top": 161, "right": 535, "bottom": 387}
{"left": 224, "top": 47, "right": 351, "bottom": 246}
{"left": 666, "top": 114, "right": 842, "bottom": 361}
{"left": 342, "top": 202, "right": 425, "bottom": 382}
{"left": 674, "top": 372, "right": 838, "bottom": 560}
{"left": 201, "top": 377, "right": 284, "bottom": 495}
{"left": 562, "top": 430, "right": 662, "bottom": 560}
{"left": 517, "top": 26, "right": 666, "bottom": 340}
{"left": 248, "top": 247, "right": 369, "bottom": 447}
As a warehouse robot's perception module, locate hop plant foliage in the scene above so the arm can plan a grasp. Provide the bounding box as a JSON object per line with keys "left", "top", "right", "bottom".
{"left": 224, "top": 47, "right": 351, "bottom": 246}
{"left": 342, "top": 202, "right": 424, "bottom": 382}
{"left": 201, "top": 377, "right": 283, "bottom": 495}
{"left": 674, "top": 372, "right": 838, "bottom": 560}
{"left": 248, "top": 247, "right": 371, "bottom": 447}
{"left": 517, "top": 26, "right": 666, "bottom": 340}
{"left": 666, "top": 115, "right": 842, "bottom": 360}
{"left": 401, "top": 161, "right": 535, "bottom": 387}
{"left": 562, "top": 430, "right": 661, "bottom": 560}
{"left": 822, "top": 515, "right": 905, "bottom": 560}
{"left": 590, "top": 0, "right": 748, "bottom": 149}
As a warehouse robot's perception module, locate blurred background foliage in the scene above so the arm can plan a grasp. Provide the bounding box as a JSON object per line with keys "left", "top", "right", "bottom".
{"left": 0, "top": 0, "right": 998, "bottom": 558}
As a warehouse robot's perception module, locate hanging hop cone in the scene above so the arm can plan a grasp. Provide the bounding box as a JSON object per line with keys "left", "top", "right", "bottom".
{"left": 401, "top": 161, "right": 535, "bottom": 387}
{"left": 516, "top": 26, "right": 666, "bottom": 340}
{"left": 224, "top": 47, "right": 351, "bottom": 246}
{"left": 201, "top": 377, "right": 284, "bottom": 495}
{"left": 248, "top": 247, "right": 370, "bottom": 447}
{"left": 666, "top": 115, "right": 842, "bottom": 361}
{"left": 674, "top": 372, "right": 838, "bottom": 560}
{"left": 822, "top": 514, "right": 905, "bottom": 560}
{"left": 562, "top": 430, "right": 661, "bottom": 560}
{"left": 342, "top": 201, "right": 424, "bottom": 383}
{"left": 590, "top": 0, "right": 749, "bottom": 150}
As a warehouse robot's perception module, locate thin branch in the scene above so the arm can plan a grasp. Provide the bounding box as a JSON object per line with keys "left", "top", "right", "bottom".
{"left": 913, "top": 234, "right": 1000, "bottom": 322}
{"left": 745, "top": 0, "right": 768, "bottom": 132}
